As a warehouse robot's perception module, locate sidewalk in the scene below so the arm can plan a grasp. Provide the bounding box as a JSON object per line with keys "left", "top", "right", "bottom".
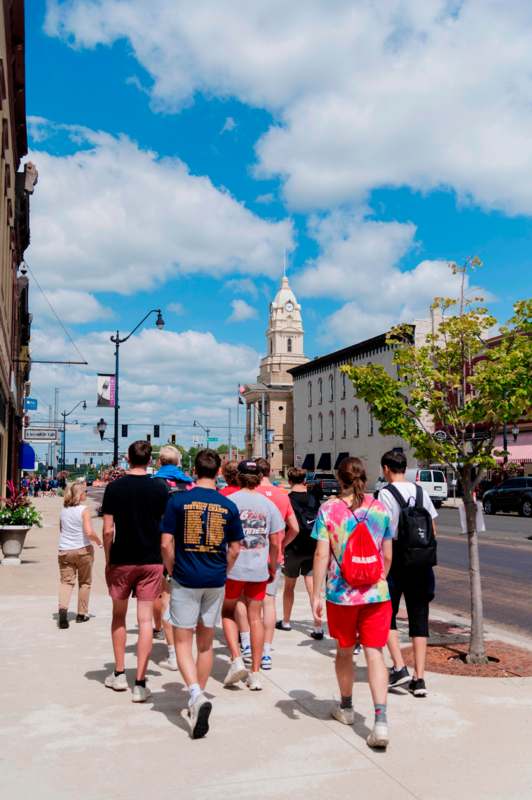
{"left": 1, "top": 496, "right": 531, "bottom": 800}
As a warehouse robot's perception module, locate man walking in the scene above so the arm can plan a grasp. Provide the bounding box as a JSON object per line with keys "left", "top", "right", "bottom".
{"left": 161, "top": 449, "right": 244, "bottom": 739}
{"left": 378, "top": 450, "right": 438, "bottom": 697}
{"left": 101, "top": 441, "right": 169, "bottom": 702}
{"left": 222, "top": 460, "right": 284, "bottom": 691}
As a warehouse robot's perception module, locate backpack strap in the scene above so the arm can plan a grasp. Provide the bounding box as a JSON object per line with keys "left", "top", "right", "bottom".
{"left": 383, "top": 483, "right": 407, "bottom": 509}
{"left": 414, "top": 484, "right": 424, "bottom": 509}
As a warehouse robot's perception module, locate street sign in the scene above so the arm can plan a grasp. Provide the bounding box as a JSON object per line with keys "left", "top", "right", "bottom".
{"left": 23, "top": 427, "right": 60, "bottom": 443}
{"left": 24, "top": 397, "right": 38, "bottom": 411}
{"left": 433, "top": 430, "right": 447, "bottom": 442}
{"left": 207, "top": 437, "right": 219, "bottom": 443}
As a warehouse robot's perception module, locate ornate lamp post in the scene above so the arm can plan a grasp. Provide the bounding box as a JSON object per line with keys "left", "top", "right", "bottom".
{"left": 61, "top": 400, "right": 87, "bottom": 473}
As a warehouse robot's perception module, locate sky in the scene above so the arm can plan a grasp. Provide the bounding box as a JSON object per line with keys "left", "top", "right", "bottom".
{"left": 25, "top": 0, "right": 532, "bottom": 465}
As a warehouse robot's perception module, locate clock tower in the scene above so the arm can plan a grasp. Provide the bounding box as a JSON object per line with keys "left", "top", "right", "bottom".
{"left": 259, "top": 275, "right": 307, "bottom": 385}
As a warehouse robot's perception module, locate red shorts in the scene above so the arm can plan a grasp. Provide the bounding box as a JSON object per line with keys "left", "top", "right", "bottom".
{"left": 225, "top": 578, "right": 268, "bottom": 602}
{"left": 326, "top": 600, "right": 392, "bottom": 648}
{"left": 107, "top": 564, "right": 164, "bottom": 601}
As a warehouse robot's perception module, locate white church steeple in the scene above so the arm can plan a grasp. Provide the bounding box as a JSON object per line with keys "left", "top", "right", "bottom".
{"left": 259, "top": 274, "right": 308, "bottom": 386}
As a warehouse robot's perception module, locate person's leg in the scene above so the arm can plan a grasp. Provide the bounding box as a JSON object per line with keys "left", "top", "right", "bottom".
{"left": 221, "top": 598, "right": 241, "bottom": 660}
{"left": 153, "top": 593, "right": 163, "bottom": 631}
{"left": 247, "top": 598, "right": 265, "bottom": 674}
{"left": 235, "top": 599, "right": 250, "bottom": 651}
{"left": 135, "top": 599, "right": 154, "bottom": 681}
{"left": 412, "top": 637, "right": 427, "bottom": 680}
{"left": 387, "top": 568, "right": 406, "bottom": 670}
{"left": 174, "top": 626, "right": 197, "bottom": 685}
{"left": 335, "top": 646, "right": 354, "bottom": 698}
{"left": 404, "top": 567, "right": 433, "bottom": 682}
{"left": 282, "top": 577, "right": 297, "bottom": 624}
{"left": 196, "top": 623, "right": 215, "bottom": 690}
{"left": 58, "top": 554, "right": 75, "bottom": 612}
{"left": 263, "top": 594, "right": 276, "bottom": 647}
{"left": 111, "top": 598, "right": 129, "bottom": 672}
{"left": 76, "top": 550, "right": 93, "bottom": 616}
{"left": 365, "top": 646, "right": 389, "bottom": 706}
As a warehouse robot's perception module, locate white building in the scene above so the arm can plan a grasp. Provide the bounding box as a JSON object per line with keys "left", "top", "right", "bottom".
{"left": 289, "top": 321, "right": 434, "bottom": 485}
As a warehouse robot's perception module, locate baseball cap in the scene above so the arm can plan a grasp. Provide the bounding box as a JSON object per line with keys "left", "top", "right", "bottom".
{"left": 237, "top": 459, "right": 259, "bottom": 475}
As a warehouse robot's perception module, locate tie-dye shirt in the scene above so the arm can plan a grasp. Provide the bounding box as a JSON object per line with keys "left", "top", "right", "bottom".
{"left": 311, "top": 494, "right": 392, "bottom": 606}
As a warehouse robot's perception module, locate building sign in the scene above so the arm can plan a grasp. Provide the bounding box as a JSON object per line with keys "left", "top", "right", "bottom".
{"left": 23, "top": 427, "right": 60, "bottom": 443}
{"left": 24, "top": 397, "right": 38, "bottom": 411}
{"left": 97, "top": 373, "right": 116, "bottom": 407}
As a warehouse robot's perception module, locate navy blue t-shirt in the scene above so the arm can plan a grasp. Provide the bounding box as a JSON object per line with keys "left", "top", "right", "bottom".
{"left": 161, "top": 487, "right": 244, "bottom": 588}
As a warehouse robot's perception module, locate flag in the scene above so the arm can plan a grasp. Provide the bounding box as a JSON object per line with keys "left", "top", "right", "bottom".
{"left": 97, "top": 373, "right": 115, "bottom": 407}
{"left": 238, "top": 384, "right": 246, "bottom": 405}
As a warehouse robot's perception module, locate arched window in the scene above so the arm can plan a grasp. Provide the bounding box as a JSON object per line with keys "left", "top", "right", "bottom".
{"left": 269, "top": 340, "right": 273, "bottom": 354}
{"left": 307, "top": 381, "right": 312, "bottom": 407}
{"left": 328, "top": 373, "right": 334, "bottom": 402}
{"left": 287, "top": 337, "right": 292, "bottom": 353}
{"left": 318, "top": 412, "right": 323, "bottom": 441}
{"left": 341, "top": 371, "right": 346, "bottom": 400}
{"left": 329, "top": 410, "right": 334, "bottom": 440}
{"left": 341, "top": 408, "right": 346, "bottom": 439}
{"left": 368, "top": 406, "right": 374, "bottom": 436}
{"left": 318, "top": 377, "right": 323, "bottom": 405}
{"left": 308, "top": 415, "right": 313, "bottom": 442}
{"left": 353, "top": 406, "right": 360, "bottom": 438}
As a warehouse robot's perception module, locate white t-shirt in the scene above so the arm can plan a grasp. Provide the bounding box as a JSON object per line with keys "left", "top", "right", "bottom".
{"left": 59, "top": 505, "right": 91, "bottom": 551}
{"left": 228, "top": 490, "right": 284, "bottom": 582}
{"left": 378, "top": 482, "right": 437, "bottom": 540}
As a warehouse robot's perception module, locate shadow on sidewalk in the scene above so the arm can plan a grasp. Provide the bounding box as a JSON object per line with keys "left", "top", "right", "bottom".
{"left": 275, "top": 689, "right": 372, "bottom": 742}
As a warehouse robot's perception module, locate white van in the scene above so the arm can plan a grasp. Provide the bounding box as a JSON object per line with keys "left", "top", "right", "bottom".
{"left": 405, "top": 467, "right": 448, "bottom": 508}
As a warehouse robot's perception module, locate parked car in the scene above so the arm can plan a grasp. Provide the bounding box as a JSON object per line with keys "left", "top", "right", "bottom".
{"left": 482, "top": 477, "right": 532, "bottom": 517}
{"left": 306, "top": 471, "right": 340, "bottom": 501}
{"left": 405, "top": 468, "right": 448, "bottom": 508}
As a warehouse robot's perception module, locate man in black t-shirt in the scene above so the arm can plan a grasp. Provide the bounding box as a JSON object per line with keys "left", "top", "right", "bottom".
{"left": 101, "top": 440, "right": 169, "bottom": 703}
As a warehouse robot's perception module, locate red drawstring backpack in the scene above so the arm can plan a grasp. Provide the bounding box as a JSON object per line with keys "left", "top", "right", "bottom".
{"left": 332, "top": 500, "right": 383, "bottom": 588}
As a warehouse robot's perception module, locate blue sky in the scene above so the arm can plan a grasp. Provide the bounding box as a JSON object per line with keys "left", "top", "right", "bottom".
{"left": 25, "top": 1, "right": 532, "bottom": 462}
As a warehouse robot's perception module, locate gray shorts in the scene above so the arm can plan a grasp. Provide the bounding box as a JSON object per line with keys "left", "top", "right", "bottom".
{"left": 266, "top": 565, "right": 282, "bottom": 597}
{"left": 169, "top": 579, "right": 225, "bottom": 629}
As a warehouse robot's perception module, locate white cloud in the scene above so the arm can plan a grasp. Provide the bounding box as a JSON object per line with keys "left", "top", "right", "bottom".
{"left": 225, "top": 278, "right": 259, "bottom": 298}
{"left": 256, "top": 193, "right": 274, "bottom": 205}
{"left": 45, "top": 0, "right": 532, "bottom": 214}
{"left": 30, "top": 288, "right": 112, "bottom": 324}
{"left": 27, "top": 120, "right": 293, "bottom": 293}
{"left": 220, "top": 116, "right": 237, "bottom": 134}
{"left": 227, "top": 298, "right": 257, "bottom": 322}
{"left": 167, "top": 302, "right": 185, "bottom": 315}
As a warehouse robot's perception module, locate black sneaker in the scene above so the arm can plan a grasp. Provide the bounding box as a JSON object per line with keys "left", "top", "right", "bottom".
{"left": 58, "top": 609, "right": 69, "bottom": 629}
{"left": 409, "top": 678, "right": 427, "bottom": 697}
{"left": 275, "top": 620, "right": 291, "bottom": 631}
{"left": 388, "top": 666, "right": 410, "bottom": 687}
{"left": 310, "top": 629, "right": 324, "bottom": 640}
{"left": 76, "top": 614, "right": 90, "bottom": 623}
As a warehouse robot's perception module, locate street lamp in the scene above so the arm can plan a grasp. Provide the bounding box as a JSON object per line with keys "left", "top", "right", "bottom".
{"left": 61, "top": 400, "right": 87, "bottom": 473}
{"left": 96, "top": 418, "right": 108, "bottom": 440}
{"left": 193, "top": 419, "right": 210, "bottom": 448}
{"left": 110, "top": 309, "right": 165, "bottom": 466}
{"left": 502, "top": 422, "right": 520, "bottom": 466}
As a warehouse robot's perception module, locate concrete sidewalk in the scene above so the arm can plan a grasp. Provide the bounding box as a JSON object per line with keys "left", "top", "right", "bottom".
{"left": 1, "top": 496, "right": 531, "bottom": 800}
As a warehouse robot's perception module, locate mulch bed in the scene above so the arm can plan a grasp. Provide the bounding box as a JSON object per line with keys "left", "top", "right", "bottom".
{"left": 401, "top": 640, "right": 532, "bottom": 677}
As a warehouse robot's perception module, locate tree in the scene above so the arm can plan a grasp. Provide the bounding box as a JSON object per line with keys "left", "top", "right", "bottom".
{"left": 342, "top": 260, "right": 532, "bottom": 663}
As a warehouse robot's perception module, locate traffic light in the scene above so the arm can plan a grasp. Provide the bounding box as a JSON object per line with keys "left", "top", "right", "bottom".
{"left": 89, "top": 457, "right": 93, "bottom": 466}
{"left": 154, "top": 424, "right": 160, "bottom": 438}
{"left": 171, "top": 433, "right": 176, "bottom": 445}
{"left": 121, "top": 424, "right": 128, "bottom": 438}
{"left": 147, "top": 434, "right": 151, "bottom": 443}
{"left": 74, "top": 458, "right": 78, "bottom": 468}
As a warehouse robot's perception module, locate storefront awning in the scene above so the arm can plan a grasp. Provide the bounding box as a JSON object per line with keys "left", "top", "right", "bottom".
{"left": 334, "top": 452, "right": 349, "bottom": 469}
{"left": 493, "top": 432, "right": 532, "bottom": 463}
{"left": 19, "top": 442, "right": 36, "bottom": 471}
{"left": 317, "top": 452, "right": 332, "bottom": 471}
{"left": 301, "top": 454, "right": 315, "bottom": 471}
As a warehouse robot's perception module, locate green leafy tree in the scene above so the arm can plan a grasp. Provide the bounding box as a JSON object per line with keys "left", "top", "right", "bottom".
{"left": 342, "top": 260, "right": 532, "bottom": 663}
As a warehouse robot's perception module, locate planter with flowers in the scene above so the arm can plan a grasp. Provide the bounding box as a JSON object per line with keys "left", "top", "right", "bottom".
{"left": 0, "top": 481, "right": 42, "bottom": 565}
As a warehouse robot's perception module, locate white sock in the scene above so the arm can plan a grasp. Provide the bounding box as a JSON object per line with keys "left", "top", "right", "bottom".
{"left": 188, "top": 683, "right": 202, "bottom": 705}
{"left": 240, "top": 631, "right": 251, "bottom": 649}
{"left": 167, "top": 644, "right": 176, "bottom": 659}
{"left": 263, "top": 642, "right": 272, "bottom": 656}
{"left": 313, "top": 625, "right": 323, "bottom": 633}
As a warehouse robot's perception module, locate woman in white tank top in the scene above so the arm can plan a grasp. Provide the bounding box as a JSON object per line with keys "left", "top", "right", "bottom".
{"left": 58, "top": 482, "right": 102, "bottom": 629}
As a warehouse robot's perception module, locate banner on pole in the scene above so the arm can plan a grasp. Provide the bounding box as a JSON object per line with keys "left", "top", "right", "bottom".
{"left": 97, "top": 374, "right": 116, "bottom": 408}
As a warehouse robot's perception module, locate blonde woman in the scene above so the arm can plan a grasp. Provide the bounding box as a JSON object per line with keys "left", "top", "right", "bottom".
{"left": 58, "top": 482, "right": 102, "bottom": 629}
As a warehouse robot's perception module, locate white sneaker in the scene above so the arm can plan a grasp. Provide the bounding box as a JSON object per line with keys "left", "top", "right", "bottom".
{"left": 241, "top": 644, "right": 252, "bottom": 666}
{"left": 160, "top": 654, "right": 178, "bottom": 671}
{"left": 188, "top": 693, "right": 212, "bottom": 739}
{"left": 331, "top": 702, "right": 355, "bottom": 725}
{"left": 246, "top": 672, "right": 262, "bottom": 691}
{"left": 223, "top": 657, "right": 248, "bottom": 686}
{"left": 367, "top": 721, "right": 389, "bottom": 749}
{"left": 132, "top": 684, "right": 152, "bottom": 703}
{"left": 104, "top": 672, "right": 128, "bottom": 692}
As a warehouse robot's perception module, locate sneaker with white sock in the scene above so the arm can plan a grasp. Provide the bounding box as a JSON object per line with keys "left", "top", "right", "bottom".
{"left": 223, "top": 657, "right": 248, "bottom": 686}
{"left": 188, "top": 693, "right": 212, "bottom": 739}
{"left": 246, "top": 672, "right": 262, "bottom": 691}
{"left": 104, "top": 672, "right": 128, "bottom": 692}
{"left": 261, "top": 654, "right": 272, "bottom": 670}
{"left": 132, "top": 684, "right": 152, "bottom": 703}
{"left": 160, "top": 652, "right": 178, "bottom": 671}
{"left": 331, "top": 702, "right": 354, "bottom": 725}
{"left": 367, "top": 721, "right": 389, "bottom": 749}
{"left": 241, "top": 644, "right": 252, "bottom": 666}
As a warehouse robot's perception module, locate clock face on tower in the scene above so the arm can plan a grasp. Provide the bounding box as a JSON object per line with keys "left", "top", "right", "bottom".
{"left": 285, "top": 301, "right": 294, "bottom": 312}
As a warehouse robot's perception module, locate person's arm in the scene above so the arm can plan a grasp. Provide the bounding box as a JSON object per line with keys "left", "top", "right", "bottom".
{"left": 226, "top": 540, "right": 242, "bottom": 573}
{"left": 382, "top": 539, "right": 392, "bottom": 577}
{"left": 102, "top": 514, "right": 114, "bottom": 566}
{"left": 82, "top": 508, "right": 102, "bottom": 547}
{"left": 268, "top": 532, "right": 281, "bottom": 578}
{"left": 282, "top": 507, "right": 299, "bottom": 550}
{"left": 311, "top": 539, "right": 330, "bottom": 624}
{"left": 161, "top": 533, "right": 175, "bottom": 576}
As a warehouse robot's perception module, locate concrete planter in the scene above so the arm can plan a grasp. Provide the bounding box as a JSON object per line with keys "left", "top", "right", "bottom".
{"left": 0, "top": 525, "right": 31, "bottom": 565}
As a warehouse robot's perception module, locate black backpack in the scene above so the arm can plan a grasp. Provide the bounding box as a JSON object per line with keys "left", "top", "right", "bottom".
{"left": 288, "top": 492, "right": 319, "bottom": 554}
{"left": 384, "top": 483, "right": 437, "bottom": 568}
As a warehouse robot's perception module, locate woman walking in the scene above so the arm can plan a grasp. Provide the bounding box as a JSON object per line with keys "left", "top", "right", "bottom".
{"left": 58, "top": 482, "right": 102, "bottom": 629}
{"left": 312, "top": 457, "right": 393, "bottom": 749}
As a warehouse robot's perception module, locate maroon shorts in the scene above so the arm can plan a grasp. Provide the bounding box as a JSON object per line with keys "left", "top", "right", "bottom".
{"left": 107, "top": 564, "right": 164, "bottom": 601}
{"left": 326, "top": 600, "right": 392, "bottom": 649}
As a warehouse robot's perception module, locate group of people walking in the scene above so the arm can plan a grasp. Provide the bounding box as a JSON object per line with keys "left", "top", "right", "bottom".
{"left": 56, "top": 441, "right": 437, "bottom": 749}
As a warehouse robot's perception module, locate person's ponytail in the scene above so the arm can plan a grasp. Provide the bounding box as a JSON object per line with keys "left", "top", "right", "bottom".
{"left": 336, "top": 457, "right": 367, "bottom": 510}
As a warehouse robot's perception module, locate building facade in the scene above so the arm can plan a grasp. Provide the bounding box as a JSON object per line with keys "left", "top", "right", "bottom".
{"left": 243, "top": 275, "right": 308, "bottom": 473}
{"left": 290, "top": 320, "right": 434, "bottom": 486}
{"left": 0, "top": 1, "right": 33, "bottom": 494}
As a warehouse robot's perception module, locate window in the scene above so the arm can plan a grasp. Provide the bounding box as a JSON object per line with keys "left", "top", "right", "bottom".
{"left": 353, "top": 406, "right": 359, "bottom": 438}
{"left": 287, "top": 337, "right": 292, "bottom": 353}
{"left": 318, "top": 377, "right": 323, "bottom": 405}
{"left": 318, "top": 412, "right": 323, "bottom": 441}
{"left": 329, "top": 410, "right": 334, "bottom": 440}
{"left": 433, "top": 471, "right": 445, "bottom": 483}
{"left": 341, "top": 371, "right": 346, "bottom": 400}
{"left": 308, "top": 415, "right": 313, "bottom": 442}
{"left": 307, "top": 381, "right": 312, "bottom": 407}
{"left": 341, "top": 408, "right": 346, "bottom": 439}
{"left": 419, "top": 470, "right": 432, "bottom": 482}
{"left": 269, "top": 340, "right": 273, "bottom": 354}
{"left": 368, "top": 407, "right": 374, "bottom": 436}
{"left": 328, "top": 373, "right": 334, "bottom": 402}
